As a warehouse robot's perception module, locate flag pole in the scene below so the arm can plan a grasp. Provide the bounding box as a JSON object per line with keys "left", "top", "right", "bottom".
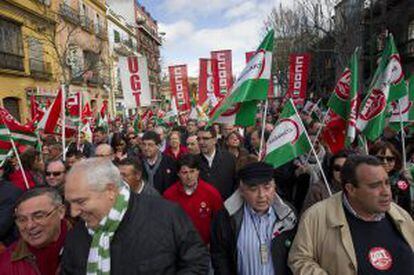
{"left": 10, "top": 139, "right": 30, "bottom": 190}
{"left": 398, "top": 98, "right": 407, "bottom": 170}
{"left": 77, "top": 91, "right": 82, "bottom": 150}
{"left": 305, "top": 107, "right": 330, "bottom": 162}
{"left": 61, "top": 85, "right": 66, "bottom": 162}
{"left": 259, "top": 99, "right": 269, "bottom": 159}
{"left": 291, "top": 99, "right": 332, "bottom": 196}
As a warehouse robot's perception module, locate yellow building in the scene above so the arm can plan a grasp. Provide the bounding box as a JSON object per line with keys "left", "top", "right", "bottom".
{"left": 0, "top": 0, "right": 111, "bottom": 122}
{"left": 0, "top": 0, "right": 59, "bottom": 122}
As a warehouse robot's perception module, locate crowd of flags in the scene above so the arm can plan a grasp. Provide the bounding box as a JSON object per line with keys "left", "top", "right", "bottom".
{"left": 1, "top": 29, "right": 414, "bottom": 181}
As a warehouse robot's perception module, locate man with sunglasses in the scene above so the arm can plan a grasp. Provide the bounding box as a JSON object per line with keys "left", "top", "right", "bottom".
{"left": 45, "top": 160, "right": 66, "bottom": 197}
{"left": 0, "top": 187, "right": 68, "bottom": 275}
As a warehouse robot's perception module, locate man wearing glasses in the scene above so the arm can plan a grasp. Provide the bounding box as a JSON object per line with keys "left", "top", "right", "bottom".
{"left": 0, "top": 187, "right": 68, "bottom": 275}
{"left": 198, "top": 126, "right": 237, "bottom": 200}
{"left": 45, "top": 160, "right": 66, "bottom": 196}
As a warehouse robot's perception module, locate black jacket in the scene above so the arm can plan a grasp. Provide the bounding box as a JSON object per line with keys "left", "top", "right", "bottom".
{"left": 199, "top": 149, "right": 237, "bottom": 200}
{"left": 61, "top": 193, "right": 209, "bottom": 275}
{"left": 0, "top": 180, "right": 22, "bottom": 246}
{"left": 143, "top": 154, "right": 178, "bottom": 194}
{"left": 210, "top": 192, "right": 297, "bottom": 275}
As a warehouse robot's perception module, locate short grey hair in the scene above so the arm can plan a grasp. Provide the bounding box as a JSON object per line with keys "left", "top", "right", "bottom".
{"left": 66, "top": 158, "right": 123, "bottom": 191}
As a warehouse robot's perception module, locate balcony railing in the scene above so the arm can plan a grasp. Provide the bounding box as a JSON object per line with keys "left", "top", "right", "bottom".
{"left": 405, "top": 39, "right": 414, "bottom": 58}
{"left": 0, "top": 51, "right": 24, "bottom": 71}
{"left": 122, "top": 39, "right": 133, "bottom": 48}
{"left": 59, "top": 3, "right": 80, "bottom": 24}
{"left": 30, "top": 58, "right": 52, "bottom": 79}
{"left": 80, "top": 15, "right": 94, "bottom": 33}
{"left": 95, "top": 24, "right": 108, "bottom": 40}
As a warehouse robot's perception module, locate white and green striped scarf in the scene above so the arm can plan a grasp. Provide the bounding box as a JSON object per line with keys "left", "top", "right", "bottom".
{"left": 86, "top": 184, "right": 130, "bottom": 275}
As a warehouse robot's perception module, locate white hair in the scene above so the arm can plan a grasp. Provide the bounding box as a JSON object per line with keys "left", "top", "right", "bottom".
{"left": 67, "top": 158, "right": 123, "bottom": 191}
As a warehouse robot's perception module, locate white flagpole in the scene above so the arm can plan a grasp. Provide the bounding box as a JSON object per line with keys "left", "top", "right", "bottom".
{"left": 305, "top": 107, "right": 330, "bottom": 162}
{"left": 398, "top": 98, "right": 407, "bottom": 170}
{"left": 61, "top": 85, "right": 66, "bottom": 162}
{"left": 77, "top": 91, "right": 82, "bottom": 150}
{"left": 10, "top": 139, "right": 30, "bottom": 190}
{"left": 258, "top": 99, "right": 269, "bottom": 160}
{"left": 291, "top": 99, "right": 332, "bottom": 196}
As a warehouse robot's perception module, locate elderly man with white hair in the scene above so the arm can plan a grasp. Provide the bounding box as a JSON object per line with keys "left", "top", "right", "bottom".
{"left": 62, "top": 158, "right": 209, "bottom": 274}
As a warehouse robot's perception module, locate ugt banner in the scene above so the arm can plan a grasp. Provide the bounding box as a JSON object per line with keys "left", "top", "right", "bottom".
{"left": 198, "top": 58, "right": 219, "bottom": 106}
{"left": 286, "top": 53, "right": 311, "bottom": 107}
{"left": 169, "top": 65, "right": 191, "bottom": 112}
{"left": 118, "top": 55, "right": 152, "bottom": 108}
{"left": 211, "top": 49, "right": 233, "bottom": 98}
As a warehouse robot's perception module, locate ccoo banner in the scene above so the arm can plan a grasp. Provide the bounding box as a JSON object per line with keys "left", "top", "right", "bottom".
{"left": 211, "top": 49, "right": 233, "bottom": 98}
{"left": 118, "top": 55, "right": 151, "bottom": 108}
{"left": 169, "top": 65, "right": 191, "bottom": 112}
{"left": 198, "top": 58, "right": 219, "bottom": 106}
{"left": 286, "top": 53, "right": 311, "bottom": 107}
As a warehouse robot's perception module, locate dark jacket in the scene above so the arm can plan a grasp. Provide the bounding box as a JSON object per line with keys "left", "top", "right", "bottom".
{"left": 0, "top": 180, "right": 23, "bottom": 247}
{"left": 61, "top": 193, "right": 209, "bottom": 275}
{"left": 143, "top": 154, "right": 178, "bottom": 194}
{"left": 199, "top": 149, "right": 236, "bottom": 200}
{"left": 210, "top": 190, "right": 297, "bottom": 275}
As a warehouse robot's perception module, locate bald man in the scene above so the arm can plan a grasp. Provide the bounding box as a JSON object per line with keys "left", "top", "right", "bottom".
{"left": 95, "top": 144, "right": 113, "bottom": 160}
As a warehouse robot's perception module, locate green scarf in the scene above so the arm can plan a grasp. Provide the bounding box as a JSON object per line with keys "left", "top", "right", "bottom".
{"left": 86, "top": 183, "right": 130, "bottom": 275}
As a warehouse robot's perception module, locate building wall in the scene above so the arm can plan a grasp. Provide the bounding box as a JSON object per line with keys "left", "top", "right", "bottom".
{"left": 0, "top": 0, "right": 59, "bottom": 122}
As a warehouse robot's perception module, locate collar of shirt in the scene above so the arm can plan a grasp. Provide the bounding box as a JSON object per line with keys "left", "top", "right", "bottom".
{"left": 342, "top": 193, "right": 385, "bottom": 221}
{"left": 136, "top": 180, "right": 145, "bottom": 194}
{"left": 203, "top": 149, "right": 216, "bottom": 167}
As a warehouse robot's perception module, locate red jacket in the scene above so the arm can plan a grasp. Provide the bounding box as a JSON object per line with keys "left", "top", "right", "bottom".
{"left": 0, "top": 221, "right": 68, "bottom": 275}
{"left": 163, "top": 179, "right": 223, "bottom": 244}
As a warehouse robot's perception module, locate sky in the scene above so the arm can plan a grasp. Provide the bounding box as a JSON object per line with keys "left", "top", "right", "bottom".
{"left": 111, "top": 0, "right": 289, "bottom": 77}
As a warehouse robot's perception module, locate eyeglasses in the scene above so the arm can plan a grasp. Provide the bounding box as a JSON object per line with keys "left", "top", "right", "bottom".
{"left": 128, "top": 136, "right": 136, "bottom": 140}
{"left": 332, "top": 165, "right": 343, "bottom": 172}
{"left": 45, "top": 171, "right": 65, "bottom": 177}
{"left": 197, "top": 136, "right": 213, "bottom": 141}
{"left": 15, "top": 206, "right": 60, "bottom": 226}
{"left": 376, "top": 156, "right": 396, "bottom": 163}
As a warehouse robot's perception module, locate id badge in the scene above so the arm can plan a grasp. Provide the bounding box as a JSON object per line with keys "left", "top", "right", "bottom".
{"left": 260, "top": 244, "right": 269, "bottom": 264}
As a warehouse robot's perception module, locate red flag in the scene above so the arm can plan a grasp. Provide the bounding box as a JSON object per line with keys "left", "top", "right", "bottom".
{"left": 211, "top": 49, "right": 233, "bottom": 98}
{"left": 38, "top": 89, "right": 62, "bottom": 134}
{"left": 286, "top": 53, "right": 311, "bottom": 107}
{"left": 168, "top": 65, "right": 191, "bottom": 112}
{"left": 81, "top": 102, "right": 93, "bottom": 124}
{"left": 321, "top": 109, "right": 346, "bottom": 154}
{"left": 198, "top": 59, "right": 219, "bottom": 106}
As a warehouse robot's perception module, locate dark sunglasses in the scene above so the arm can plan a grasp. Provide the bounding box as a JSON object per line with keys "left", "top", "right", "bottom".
{"left": 376, "top": 156, "right": 395, "bottom": 163}
{"left": 45, "top": 171, "right": 64, "bottom": 177}
{"left": 332, "top": 165, "right": 343, "bottom": 172}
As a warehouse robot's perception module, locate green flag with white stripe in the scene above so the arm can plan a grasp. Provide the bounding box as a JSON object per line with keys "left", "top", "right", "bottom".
{"left": 209, "top": 29, "right": 274, "bottom": 126}
{"left": 265, "top": 99, "right": 311, "bottom": 168}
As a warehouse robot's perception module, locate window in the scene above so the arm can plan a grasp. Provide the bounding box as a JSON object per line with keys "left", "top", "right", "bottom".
{"left": 114, "top": 30, "right": 120, "bottom": 43}
{"left": 0, "top": 18, "right": 24, "bottom": 70}
{"left": 28, "top": 37, "right": 44, "bottom": 72}
{"left": 409, "top": 19, "right": 414, "bottom": 40}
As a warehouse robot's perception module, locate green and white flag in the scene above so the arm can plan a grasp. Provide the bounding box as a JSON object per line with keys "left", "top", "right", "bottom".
{"left": 265, "top": 99, "right": 311, "bottom": 168}
{"left": 328, "top": 48, "right": 359, "bottom": 145}
{"left": 209, "top": 29, "right": 274, "bottom": 126}
{"left": 389, "top": 75, "right": 414, "bottom": 131}
{"left": 356, "top": 34, "right": 407, "bottom": 141}
{"left": 0, "top": 119, "right": 12, "bottom": 164}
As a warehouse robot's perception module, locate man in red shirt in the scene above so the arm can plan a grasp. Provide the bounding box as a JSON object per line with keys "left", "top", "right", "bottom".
{"left": 164, "top": 154, "right": 223, "bottom": 245}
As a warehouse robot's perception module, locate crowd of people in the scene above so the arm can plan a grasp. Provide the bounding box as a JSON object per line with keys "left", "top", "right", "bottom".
{"left": 0, "top": 113, "right": 413, "bottom": 275}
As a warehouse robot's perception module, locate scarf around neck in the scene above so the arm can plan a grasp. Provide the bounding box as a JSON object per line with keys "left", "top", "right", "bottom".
{"left": 86, "top": 183, "right": 130, "bottom": 275}
{"left": 143, "top": 152, "right": 162, "bottom": 187}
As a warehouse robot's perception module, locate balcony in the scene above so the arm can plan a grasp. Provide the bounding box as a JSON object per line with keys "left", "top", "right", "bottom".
{"left": 95, "top": 24, "right": 108, "bottom": 40}
{"left": 122, "top": 39, "right": 133, "bottom": 49}
{"left": 59, "top": 3, "right": 80, "bottom": 25}
{"left": 405, "top": 39, "right": 414, "bottom": 58}
{"left": 29, "top": 58, "right": 52, "bottom": 79}
{"left": 80, "top": 15, "right": 94, "bottom": 33}
{"left": 0, "top": 51, "right": 24, "bottom": 71}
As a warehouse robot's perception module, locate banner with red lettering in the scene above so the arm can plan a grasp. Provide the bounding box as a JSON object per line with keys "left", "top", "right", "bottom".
{"left": 118, "top": 55, "right": 151, "bottom": 108}
{"left": 169, "top": 65, "right": 191, "bottom": 112}
{"left": 198, "top": 58, "right": 219, "bottom": 106}
{"left": 246, "top": 51, "right": 275, "bottom": 98}
{"left": 286, "top": 53, "right": 311, "bottom": 107}
{"left": 211, "top": 49, "right": 233, "bottom": 98}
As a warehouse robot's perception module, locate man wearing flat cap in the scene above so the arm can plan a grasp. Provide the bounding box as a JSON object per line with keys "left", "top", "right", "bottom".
{"left": 210, "top": 161, "right": 297, "bottom": 275}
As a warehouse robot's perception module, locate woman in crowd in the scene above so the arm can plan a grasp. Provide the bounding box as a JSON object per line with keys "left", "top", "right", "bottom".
{"left": 111, "top": 133, "right": 128, "bottom": 162}
{"left": 164, "top": 130, "right": 188, "bottom": 161}
{"left": 369, "top": 141, "right": 412, "bottom": 215}
{"left": 224, "top": 131, "right": 249, "bottom": 168}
